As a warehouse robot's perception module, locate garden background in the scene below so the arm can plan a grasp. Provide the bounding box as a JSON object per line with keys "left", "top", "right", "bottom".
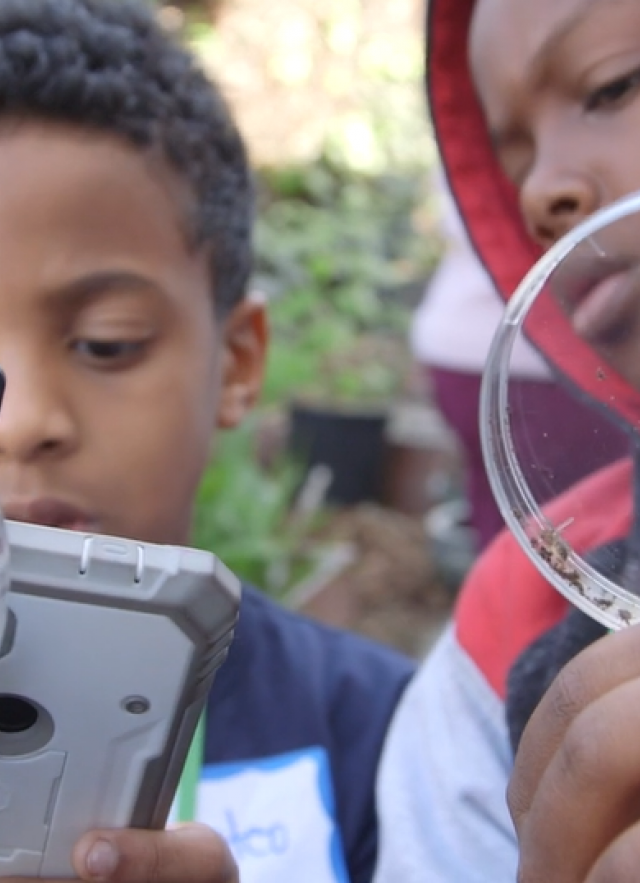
{"left": 156, "top": 0, "right": 468, "bottom": 657}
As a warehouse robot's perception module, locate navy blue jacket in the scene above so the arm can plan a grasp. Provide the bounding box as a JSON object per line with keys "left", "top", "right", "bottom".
{"left": 204, "top": 586, "right": 415, "bottom": 883}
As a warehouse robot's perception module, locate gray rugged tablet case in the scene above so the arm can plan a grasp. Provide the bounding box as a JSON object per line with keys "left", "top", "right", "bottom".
{"left": 0, "top": 520, "right": 240, "bottom": 877}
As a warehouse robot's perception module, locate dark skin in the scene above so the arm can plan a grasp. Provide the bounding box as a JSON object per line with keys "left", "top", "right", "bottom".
{"left": 509, "top": 630, "right": 640, "bottom": 881}
{"left": 470, "top": 0, "right": 640, "bottom": 392}
{"left": 71, "top": 825, "right": 239, "bottom": 883}
{"left": 0, "top": 120, "right": 269, "bottom": 883}
{"left": 470, "top": 0, "right": 640, "bottom": 878}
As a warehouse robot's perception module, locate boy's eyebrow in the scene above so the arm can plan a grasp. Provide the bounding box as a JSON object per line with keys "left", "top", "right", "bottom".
{"left": 49, "top": 270, "right": 160, "bottom": 306}
{"left": 530, "top": 0, "right": 630, "bottom": 75}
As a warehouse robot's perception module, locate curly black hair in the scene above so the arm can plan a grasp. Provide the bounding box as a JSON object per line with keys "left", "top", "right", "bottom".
{"left": 0, "top": 0, "right": 253, "bottom": 313}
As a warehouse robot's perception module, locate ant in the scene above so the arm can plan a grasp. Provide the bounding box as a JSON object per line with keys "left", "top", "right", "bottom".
{"left": 531, "top": 518, "right": 574, "bottom": 564}
{"left": 531, "top": 518, "right": 585, "bottom": 592}
{"left": 618, "top": 608, "right": 633, "bottom": 627}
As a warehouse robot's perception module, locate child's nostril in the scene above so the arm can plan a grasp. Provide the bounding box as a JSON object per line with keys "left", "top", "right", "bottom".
{"left": 551, "top": 196, "right": 580, "bottom": 216}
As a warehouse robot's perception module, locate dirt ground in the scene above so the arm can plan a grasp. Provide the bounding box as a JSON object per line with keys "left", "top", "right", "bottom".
{"left": 291, "top": 503, "right": 456, "bottom": 659}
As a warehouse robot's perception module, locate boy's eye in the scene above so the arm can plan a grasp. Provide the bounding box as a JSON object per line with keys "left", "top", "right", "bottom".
{"left": 585, "top": 69, "right": 640, "bottom": 113}
{"left": 72, "top": 339, "right": 146, "bottom": 362}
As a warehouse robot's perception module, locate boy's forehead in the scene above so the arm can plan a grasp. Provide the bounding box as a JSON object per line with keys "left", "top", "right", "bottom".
{"left": 470, "top": 0, "right": 617, "bottom": 87}
{"left": 469, "top": 0, "right": 635, "bottom": 124}
{"left": 0, "top": 122, "right": 209, "bottom": 306}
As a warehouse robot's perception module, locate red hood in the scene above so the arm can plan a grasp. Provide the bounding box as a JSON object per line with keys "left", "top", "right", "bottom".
{"left": 427, "top": 0, "right": 640, "bottom": 425}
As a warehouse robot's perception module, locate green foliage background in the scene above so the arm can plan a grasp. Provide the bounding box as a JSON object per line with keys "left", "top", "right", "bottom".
{"left": 155, "top": 0, "right": 441, "bottom": 595}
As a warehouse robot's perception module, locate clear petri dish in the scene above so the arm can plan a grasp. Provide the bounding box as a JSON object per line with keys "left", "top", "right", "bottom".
{"left": 480, "top": 190, "right": 640, "bottom": 629}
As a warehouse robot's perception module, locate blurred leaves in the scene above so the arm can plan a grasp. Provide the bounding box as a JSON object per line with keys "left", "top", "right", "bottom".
{"left": 193, "top": 421, "right": 322, "bottom": 597}
{"left": 255, "top": 158, "right": 438, "bottom": 407}
{"left": 154, "top": 0, "right": 443, "bottom": 597}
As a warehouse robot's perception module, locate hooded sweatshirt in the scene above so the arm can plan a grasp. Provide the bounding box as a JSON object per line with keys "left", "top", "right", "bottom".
{"left": 373, "top": 2, "right": 637, "bottom": 880}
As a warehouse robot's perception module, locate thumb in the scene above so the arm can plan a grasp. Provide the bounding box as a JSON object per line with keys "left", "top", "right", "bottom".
{"left": 73, "top": 823, "right": 238, "bottom": 883}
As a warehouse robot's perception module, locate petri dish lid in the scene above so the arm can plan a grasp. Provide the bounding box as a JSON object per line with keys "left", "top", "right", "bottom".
{"left": 480, "top": 190, "right": 640, "bottom": 630}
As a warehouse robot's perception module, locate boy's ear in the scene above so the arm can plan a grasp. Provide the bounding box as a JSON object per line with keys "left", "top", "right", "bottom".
{"left": 216, "top": 293, "right": 268, "bottom": 429}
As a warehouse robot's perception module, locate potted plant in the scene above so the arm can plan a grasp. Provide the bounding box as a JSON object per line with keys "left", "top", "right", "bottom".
{"left": 254, "top": 159, "right": 431, "bottom": 505}
{"left": 285, "top": 333, "right": 411, "bottom": 505}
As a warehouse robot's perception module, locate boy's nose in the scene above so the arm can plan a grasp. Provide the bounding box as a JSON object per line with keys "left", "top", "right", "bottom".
{"left": 520, "top": 166, "right": 600, "bottom": 250}
{"left": 0, "top": 367, "right": 77, "bottom": 463}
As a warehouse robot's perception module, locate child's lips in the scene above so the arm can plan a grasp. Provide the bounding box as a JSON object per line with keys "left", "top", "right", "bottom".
{"left": 567, "top": 270, "right": 636, "bottom": 344}
{"left": 2, "top": 498, "right": 97, "bottom": 532}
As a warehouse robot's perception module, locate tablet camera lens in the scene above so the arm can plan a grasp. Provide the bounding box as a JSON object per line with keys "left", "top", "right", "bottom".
{"left": 0, "top": 695, "right": 38, "bottom": 733}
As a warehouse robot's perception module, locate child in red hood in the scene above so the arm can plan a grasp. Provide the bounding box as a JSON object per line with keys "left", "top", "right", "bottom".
{"left": 373, "top": 0, "right": 640, "bottom": 880}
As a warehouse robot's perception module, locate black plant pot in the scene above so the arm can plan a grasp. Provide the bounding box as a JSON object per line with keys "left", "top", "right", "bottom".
{"left": 288, "top": 402, "right": 388, "bottom": 506}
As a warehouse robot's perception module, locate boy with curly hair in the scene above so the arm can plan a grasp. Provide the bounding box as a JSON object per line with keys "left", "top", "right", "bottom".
{"left": 0, "top": 3, "right": 413, "bottom": 883}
